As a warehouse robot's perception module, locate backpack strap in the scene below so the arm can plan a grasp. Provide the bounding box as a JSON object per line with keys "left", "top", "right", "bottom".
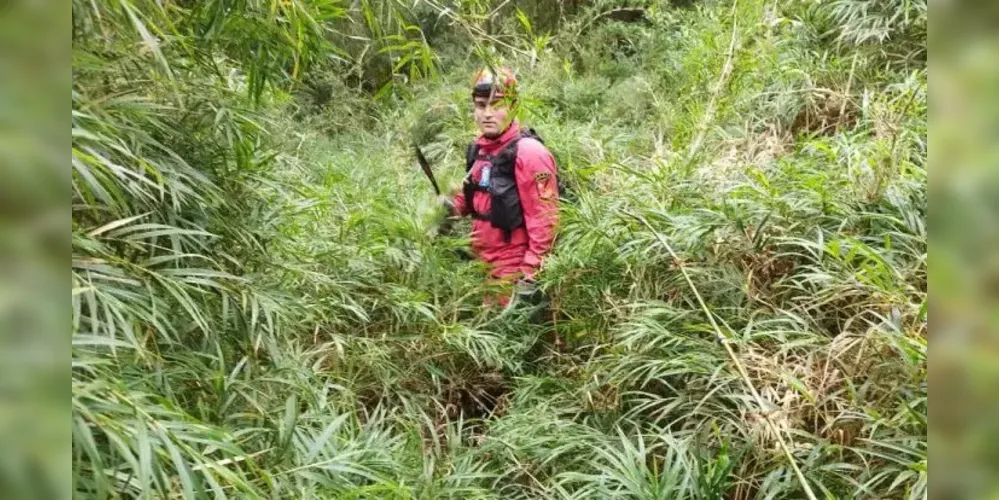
{"left": 493, "top": 138, "right": 522, "bottom": 243}
{"left": 465, "top": 142, "right": 480, "bottom": 172}
{"left": 463, "top": 142, "right": 487, "bottom": 220}
{"left": 461, "top": 136, "right": 530, "bottom": 242}
{"left": 492, "top": 140, "right": 519, "bottom": 176}
{"left": 521, "top": 128, "right": 544, "bottom": 144}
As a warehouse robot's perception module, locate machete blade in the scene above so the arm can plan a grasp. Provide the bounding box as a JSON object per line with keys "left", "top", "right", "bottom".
{"left": 413, "top": 144, "right": 441, "bottom": 196}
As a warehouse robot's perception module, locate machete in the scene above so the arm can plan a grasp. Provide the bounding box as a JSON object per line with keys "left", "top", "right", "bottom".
{"left": 412, "top": 144, "right": 441, "bottom": 196}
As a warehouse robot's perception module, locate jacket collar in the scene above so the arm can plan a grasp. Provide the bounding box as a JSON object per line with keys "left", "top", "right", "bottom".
{"left": 476, "top": 120, "right": 521, "bottom": 152}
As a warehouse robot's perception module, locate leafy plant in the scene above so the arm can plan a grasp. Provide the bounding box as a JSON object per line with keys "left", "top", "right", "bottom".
{"left": 71, "top": 0, "right": 926, "bottom": 498}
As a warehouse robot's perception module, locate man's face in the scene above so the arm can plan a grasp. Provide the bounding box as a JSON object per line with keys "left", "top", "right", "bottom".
{"left": 473, "top": 95, "right": 512, "bottom": 138}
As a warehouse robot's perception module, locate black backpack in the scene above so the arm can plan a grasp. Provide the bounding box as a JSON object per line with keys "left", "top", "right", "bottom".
{"left": 463, "top": 128, "right": 568, "bottom": 241}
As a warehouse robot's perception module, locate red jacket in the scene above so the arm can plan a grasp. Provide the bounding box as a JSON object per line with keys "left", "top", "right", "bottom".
{"left": 453, "top": 122, "right": 558, "bottom": 280}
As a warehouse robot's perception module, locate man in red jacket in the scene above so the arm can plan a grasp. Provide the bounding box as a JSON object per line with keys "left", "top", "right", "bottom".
{"left": 441, "top": 67, "right": 559, "bottom": 308}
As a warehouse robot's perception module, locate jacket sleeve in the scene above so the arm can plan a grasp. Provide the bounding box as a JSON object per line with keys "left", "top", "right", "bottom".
{"left": 515, "top": 142, "right": 559, "bottom": 278}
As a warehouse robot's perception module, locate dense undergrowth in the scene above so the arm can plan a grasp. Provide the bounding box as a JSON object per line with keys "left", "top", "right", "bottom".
{"left": 71, "top": 0, "right": 926, "bottom": 498}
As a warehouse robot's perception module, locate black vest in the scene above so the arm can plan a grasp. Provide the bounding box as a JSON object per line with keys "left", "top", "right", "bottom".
{"left": 463, "top": 131, "right": 542, "bottom": 241}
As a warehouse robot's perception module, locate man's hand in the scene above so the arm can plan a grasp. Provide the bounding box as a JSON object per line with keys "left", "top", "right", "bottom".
{"left": 436, "top": 195, "right": 457, "bottom": 235}
{"left": 437, "top": 195, "right": 456, "bottom": 216}
{"left": 497, "top": 276, "right": 544, "bottom": 318}
{"left": 514, "top": 276, "right": 540, "bottom": 304}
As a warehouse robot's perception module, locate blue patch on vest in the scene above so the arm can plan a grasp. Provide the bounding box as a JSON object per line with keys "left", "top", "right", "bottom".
{"left": 478, "top": 165, "right": 492, "bottom": 188}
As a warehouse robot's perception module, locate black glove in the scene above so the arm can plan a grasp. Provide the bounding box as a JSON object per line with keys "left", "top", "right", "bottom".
{"left": 513, "top": 277, "right": 541, "bottom": 306}
{"left": 497, "top": 276, "right": 547, "bottom": 322}
{"left": 437, "top": 195, "right": 456, "bottom": 216}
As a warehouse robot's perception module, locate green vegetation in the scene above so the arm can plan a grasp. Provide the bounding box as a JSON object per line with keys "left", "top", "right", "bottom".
{"left": 72, "top": 0, "right": 926, "bottom": 498}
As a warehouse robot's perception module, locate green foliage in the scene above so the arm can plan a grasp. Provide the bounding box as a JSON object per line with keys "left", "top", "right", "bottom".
{"left": 72, "top": 0, "right": 926, "bottom": 498}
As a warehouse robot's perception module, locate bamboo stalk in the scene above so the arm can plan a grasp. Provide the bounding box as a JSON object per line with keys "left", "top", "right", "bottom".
{"left": 629, "top": 211, "right": 819, "bottom": 500}
{"left": 685, "top": 0, "right": 741, "bottom": 166}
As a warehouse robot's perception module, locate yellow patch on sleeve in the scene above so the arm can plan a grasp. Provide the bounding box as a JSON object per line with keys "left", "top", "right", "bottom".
{"left": 534, "top": 172, "right": 555, "bottom": 201}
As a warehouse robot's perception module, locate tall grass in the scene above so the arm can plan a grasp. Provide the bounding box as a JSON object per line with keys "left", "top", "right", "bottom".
{"left": 72, "top": 0, "right": 926, "bottom": 498}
